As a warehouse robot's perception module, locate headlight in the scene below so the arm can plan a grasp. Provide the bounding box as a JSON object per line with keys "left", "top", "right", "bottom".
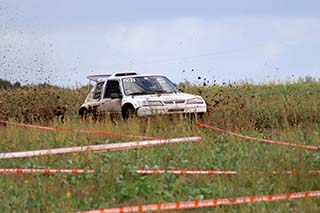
{"left": 142, "top": 100, "right": 163, "bottom": 106}
{"left": 186, "top": 97, "right": 204, "bottom": 104}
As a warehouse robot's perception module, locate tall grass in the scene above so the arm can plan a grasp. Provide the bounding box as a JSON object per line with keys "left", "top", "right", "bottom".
{"left": 0, "top": 81, "right": 319, "bottom": 212}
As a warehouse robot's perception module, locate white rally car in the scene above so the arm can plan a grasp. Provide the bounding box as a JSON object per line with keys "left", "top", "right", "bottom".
{"left": 79, "top": 72, "right": 207, "bottom": 119}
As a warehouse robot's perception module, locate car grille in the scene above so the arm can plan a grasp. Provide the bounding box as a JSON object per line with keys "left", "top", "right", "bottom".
{"left": 163, "top": 100, "right": 185, "bottom": 104}
{"left": 163, "top": 101, "right": 174, "bottom": 104}
{"left": 175, "top": 100, "right": 185, "bottom": 104}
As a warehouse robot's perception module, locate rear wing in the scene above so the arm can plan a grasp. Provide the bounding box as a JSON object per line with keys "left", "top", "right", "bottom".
{"left": 87, "top": 75, "right": 112, "bottom": 82}
{"left": 87, "top": 72, "right": 138, "bottom": 82}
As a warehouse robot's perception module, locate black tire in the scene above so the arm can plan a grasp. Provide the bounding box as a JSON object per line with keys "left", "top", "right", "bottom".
{"left": 186, "top": 112, "right": 204, "bottom": 123}
{"left": 79, "top": 108, "right": 88, "bottom": 120}
{"left": 79, "top": 107, "right": 96, "bottom": 120}
{"left": 122, "top": 106, "right": 136, "bottom": 120}
{"left": 197, "top": 112, "right": 204, "bottom": 119}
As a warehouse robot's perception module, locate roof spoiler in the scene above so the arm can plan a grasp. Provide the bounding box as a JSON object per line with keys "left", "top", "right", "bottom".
{"left": 87, "top": 72, "right": 138, "bottom": 82}
{"left": 87, "top": 75, "right": 112, "bottom": 82}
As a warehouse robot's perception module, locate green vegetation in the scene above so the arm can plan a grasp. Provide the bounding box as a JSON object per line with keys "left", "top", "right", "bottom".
{"left": 0, "top": 80, "right": 319, "bottom": 212}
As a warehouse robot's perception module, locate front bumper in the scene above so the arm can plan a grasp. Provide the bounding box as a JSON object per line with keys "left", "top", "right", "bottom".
{"left": 136, "top": 104, "right": 207, "bottom": 117}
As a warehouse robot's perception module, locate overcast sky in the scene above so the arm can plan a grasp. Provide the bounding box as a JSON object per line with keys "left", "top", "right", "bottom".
{"left": 1, "top": 0, "right": 320, "bottom": 86}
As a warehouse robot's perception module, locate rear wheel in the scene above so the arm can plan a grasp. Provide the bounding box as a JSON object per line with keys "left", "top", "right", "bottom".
{"left": 79, "top": 108, "right": 88, "bottom": 120}
{"left": 79, "top": 107, "right": 97, "bottom": 120}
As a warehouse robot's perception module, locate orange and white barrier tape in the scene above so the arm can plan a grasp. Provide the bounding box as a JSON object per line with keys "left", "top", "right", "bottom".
{"left": 0, "top": 120, "right": 162, "bottom": 140}
{"left": 136, "top": 169, "right": 320, "bottom": 175}
{"left": 0, "top": 136, "right": 201, "bottom": 159}
{"left": 196, "top": 123, "right": 319, "bottom": 150}
{"left": 0, "top": 168, "right": 94, "bottom": 174}
{"left": 73, "top": 190, "right": 320, "bottom": 213}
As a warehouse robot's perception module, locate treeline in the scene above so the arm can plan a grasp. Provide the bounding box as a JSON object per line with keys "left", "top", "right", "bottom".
{"left": 0, "top": 79, "right": 59, "bottom": 89}
{"left": 0, "top": 79, "right": 22, "bottom": 89}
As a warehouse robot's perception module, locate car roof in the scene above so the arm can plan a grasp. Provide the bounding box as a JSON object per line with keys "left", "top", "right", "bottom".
{"left": 87, "top": 72, "right": 165, "bottom": 82}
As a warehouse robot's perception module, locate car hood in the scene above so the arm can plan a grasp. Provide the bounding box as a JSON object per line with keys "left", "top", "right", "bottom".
{"left": 129, "top": 92, "right": 201, "bottom": 102}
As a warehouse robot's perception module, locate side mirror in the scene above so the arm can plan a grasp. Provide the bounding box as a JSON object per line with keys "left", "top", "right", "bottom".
{"left": 110, "top": 93, "right": 122, "bottom": 99}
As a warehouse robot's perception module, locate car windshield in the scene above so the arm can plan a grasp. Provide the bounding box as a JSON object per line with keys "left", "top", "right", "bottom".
{"left": 122, "top": 76, "right": 179, "bottom": 96}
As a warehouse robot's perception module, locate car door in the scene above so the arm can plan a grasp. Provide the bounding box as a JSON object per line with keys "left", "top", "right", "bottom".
{"left": 88, "top": 80, "right": 105, "bottom": 107}
{"left": 97, "top": 80, "right": 122, "bottom": 113}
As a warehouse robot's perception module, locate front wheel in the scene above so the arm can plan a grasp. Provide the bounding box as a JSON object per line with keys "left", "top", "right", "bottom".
{"left": 185, "top": 112, "right": 204, "bottom": 123}
{"left": 122, "top": 106, "right": 136, "bottom": 120}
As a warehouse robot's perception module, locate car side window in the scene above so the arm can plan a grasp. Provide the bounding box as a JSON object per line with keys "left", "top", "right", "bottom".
{"left": 93, "top": 81, "right": 104, "bottom": 100}
{"left": 104, "top": 80, "right": 122, "bottom": 98}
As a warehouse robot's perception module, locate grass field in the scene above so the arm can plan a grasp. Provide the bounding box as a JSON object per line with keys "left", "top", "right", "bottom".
{"left": 0, "top": 80, "right": 319, "bottom": 212}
